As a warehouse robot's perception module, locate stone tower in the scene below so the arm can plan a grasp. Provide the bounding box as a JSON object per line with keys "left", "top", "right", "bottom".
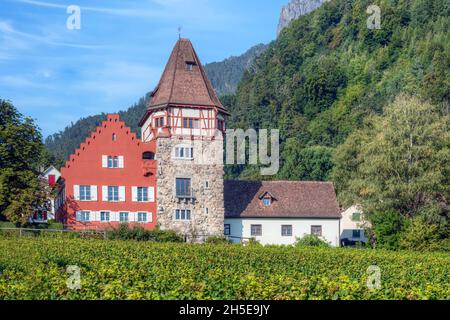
{"left": 139, "top": 38, "right": 228, "bottom": 239}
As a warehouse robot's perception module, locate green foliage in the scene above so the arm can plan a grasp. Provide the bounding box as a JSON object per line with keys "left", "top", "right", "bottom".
{"left": 295, "top": 234, "right": 330, "bottom": 248}
{"left": 1, "top": 238, "right": 449, "bottom": 299}
{"left": 226, "top": 0, "right": 449, "bottom": 180}
{"left": 332, "top": 94, "right": 449, "bottom": 248}
{"left": 0, "top": 100, "right": 49, "bottom": 225}
{"left": 368, "top": 210, "right": 406, "bottom": 250}
{"left": 206, "top": 44, "right": 268, "bottom": 95}
{"left": 279, "top": 142, "right": 334, "bottom": 181}
{"left": 399, "top": 218, "right": 443, "bottom": 252}
{"left": 206, "top": 236, "right": 232, "bottom": 245}
{"left": 105, "top": 224, "right": 184, "bottom": 243}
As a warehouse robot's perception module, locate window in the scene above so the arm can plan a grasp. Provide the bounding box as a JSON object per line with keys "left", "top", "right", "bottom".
{"left": 311, "top": 226, "right": 322, "bottom": 237}
{"left": 80, "top": 186, "right": 91, "bottom": 201}
{"left": 183, "top": 118, "right": 200, "bottom": 129}
{"left": 174, "top": 147, "right": 194, "bottom": 159}
{"left": 217, "top": 119, "right": 225, "bottom": 131}
{"left": 176, "top": 178, "right": 191, "bottom": 198}
{"left": 100, "top": 211, "right": 110, "bottom": 222}
{"left": 119, "top": 212, "right": 129, "bottom": 222}
{"left": 137, "top": 187, "right": 149, "bottom": 202}
{"left": 205, "top": 181, "right": 209, "bottom": 189}
{"left": 174, "top": 209, "right": 191, "bottom": 221}
{"left": 186, "top": 62, "right": 194, "bottom": 71}
{"left": 251, "top": 225, "right": 262, "bottom": 237}
{"left": 138, "top": 212, "right": 148, "bottom": 222}
{"left": 108, "top": 186, "right": 119, "bottom": 202}
{"left": 262, "top": 198, "right": 271, "bottom": 207}
{"left": 112, "top": 133, "right": 117, "bottom": 141}
{"left": 155, "top": 117, "right": 165, "bottom": 128}
{"left": 281, "top": 225, "right": 293, "bottom": 237}
{"left": 78, "top": 211, "right": 90, "bottom": 222}
{"left": 352, "top": 230, "right": 361, "bottom": 239}
{"left": 352, "top": 212, "right": 362, "bottom": 221}
{"left": 143, "top": 152, "right": 155, "bottom": 160}
{"left": 224, "top": 224, "right": 231, "bottom": 236}
{"left": 107, "top": 156, "right": 119, "bottom": 168}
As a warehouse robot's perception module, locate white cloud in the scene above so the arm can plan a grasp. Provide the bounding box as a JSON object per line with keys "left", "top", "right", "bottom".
{"left": 0, "top": 75, "right": 53, "bottom": 89}
{"left": 16, "top": 0, "right": 168, "bottom": 18}
{"left": 0, "top": 20, "right": 103, "bottom": 49}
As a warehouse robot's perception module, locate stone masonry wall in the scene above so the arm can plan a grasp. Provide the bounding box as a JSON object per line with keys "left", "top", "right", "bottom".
{"left": 156, "top": 136, "right": 224, "bottom": 240}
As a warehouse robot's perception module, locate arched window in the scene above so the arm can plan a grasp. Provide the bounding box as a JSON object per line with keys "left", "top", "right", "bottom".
{"left": 143, "top": 152, "right": 155, "bottom": 160}
{"left": 112, "top": 133, "right": 117, "bottom": 141}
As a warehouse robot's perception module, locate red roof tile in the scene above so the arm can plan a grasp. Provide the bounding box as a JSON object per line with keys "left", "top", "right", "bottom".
{"left": 225, "top": 180, "right": 341, "bottom": 219}
{"left": 149, "top": 38, "right": 225, "bottom": 110}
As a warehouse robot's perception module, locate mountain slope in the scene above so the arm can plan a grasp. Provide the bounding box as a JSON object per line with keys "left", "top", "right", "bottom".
{"left": 277, "top": 0, "right": 327, "bottom": 36}
{"left": 227, "top": 0, "right": 449, "bottom": 180}
{"left": 206, "top": 44, "right": 268, "bottom": 95}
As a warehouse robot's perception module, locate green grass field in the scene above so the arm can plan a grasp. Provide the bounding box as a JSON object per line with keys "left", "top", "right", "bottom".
{"left": 0, "top": 238, "right": 449, "bottom": 300}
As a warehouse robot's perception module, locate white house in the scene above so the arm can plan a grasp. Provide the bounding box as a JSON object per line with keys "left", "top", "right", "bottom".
{"left": 340, "top": 205, "right": 370, "bottom": 246}
{"left": 224, "top": 181, "right": 342, "bottom": 246}
{"left": 31, "top": 166, "right": 61, "bottom": 223}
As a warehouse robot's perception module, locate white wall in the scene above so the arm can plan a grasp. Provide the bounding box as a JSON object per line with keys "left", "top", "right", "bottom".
{"left": 340, "top": 205, "right": 369, "bottom": 243}
{"left": 225, "top": 218, "right": 341, "bottom": 247}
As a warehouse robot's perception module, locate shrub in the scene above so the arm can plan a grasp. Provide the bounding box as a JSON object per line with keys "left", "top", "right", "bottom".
{"left": 400, "top": 218, "right": 442, "bottom": 252}
{"left": 106, "top": 224, "right": 183, "bottom": 243}
{"left": 206, "top": 236, "right": 232, "bottom": 244}
{"left": 295, "top": 234, "right": 330, "bottom": 247}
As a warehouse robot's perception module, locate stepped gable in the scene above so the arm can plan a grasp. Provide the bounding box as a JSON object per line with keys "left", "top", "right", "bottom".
{"left": 62, "top": 114, "right": 148, "bottom": 170}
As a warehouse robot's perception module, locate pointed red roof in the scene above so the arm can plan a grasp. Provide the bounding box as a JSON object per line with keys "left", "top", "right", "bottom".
{"left": 148, "top": 38, "right": 226, "bottom": 111}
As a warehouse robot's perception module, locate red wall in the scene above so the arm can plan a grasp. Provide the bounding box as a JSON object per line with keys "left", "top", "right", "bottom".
{"left": 58, "top": 114, "right": 157, "bottom": 230}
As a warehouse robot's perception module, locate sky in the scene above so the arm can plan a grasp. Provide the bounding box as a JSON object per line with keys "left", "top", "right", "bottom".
{"left": 0, "top": 0, "right": 286, "bottom": 137}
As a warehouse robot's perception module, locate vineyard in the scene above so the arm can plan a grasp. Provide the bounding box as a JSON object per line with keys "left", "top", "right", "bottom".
{"left": 0, "top": 238, "right": 449, "bottom": 300}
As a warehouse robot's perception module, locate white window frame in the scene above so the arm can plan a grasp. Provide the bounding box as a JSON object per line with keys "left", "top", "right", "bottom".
{"left": 100, "top": 211, "right": 110, "bottom": 222}
{"left": 174, "top": 209, "right": 191, "bottom": 221}
{"left": 77, "top": 211, "right": 90, "bottom": 222}
{"left": 119, "top": 212, "right": 129, "bottom": 222}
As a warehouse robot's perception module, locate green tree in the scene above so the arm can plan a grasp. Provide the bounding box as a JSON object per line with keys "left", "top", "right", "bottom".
{"left": 0, "top": 100, "right": 48, "bottom": 225}
{"left": 279, "top": 140, "right": 334, "bottom": 181}
{"left": 332, "top": 94, "right": 450, "bottom": 246}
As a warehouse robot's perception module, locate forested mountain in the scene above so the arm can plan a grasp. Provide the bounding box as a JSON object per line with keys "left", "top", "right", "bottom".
{"left": 206, "top": 44, "right": 268, "bottom": 95}
{"left": 45, "top": 46, "right": 267, "bottom": 164}
{"left": 226, "top": 0, "right": 449, "bottom": 181}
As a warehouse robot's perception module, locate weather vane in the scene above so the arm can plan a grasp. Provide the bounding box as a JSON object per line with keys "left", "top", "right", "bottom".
{"left": 178, "top": 26, "right": 182, "bottom": 39}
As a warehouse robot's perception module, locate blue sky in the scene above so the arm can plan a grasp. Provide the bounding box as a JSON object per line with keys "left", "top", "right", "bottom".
{"left": 0, "top": 0, "right": 286, "bottom": 137}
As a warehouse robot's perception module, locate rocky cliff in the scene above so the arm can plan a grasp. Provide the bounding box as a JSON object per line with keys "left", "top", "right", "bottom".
{"left": 277, "top": 0, "right": 327, "bottom": 36}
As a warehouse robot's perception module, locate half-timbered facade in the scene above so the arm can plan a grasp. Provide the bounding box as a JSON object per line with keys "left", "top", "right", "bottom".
{"left": 139, "top": 38, "right": 228, "bottom": 238}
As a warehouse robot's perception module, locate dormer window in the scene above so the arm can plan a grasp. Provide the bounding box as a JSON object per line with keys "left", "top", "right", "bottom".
{"left": 186, "top": 62, "right": 195, "bottom": 71}
{"left": 259, "top": 191, "right": 276, "bottom": 207}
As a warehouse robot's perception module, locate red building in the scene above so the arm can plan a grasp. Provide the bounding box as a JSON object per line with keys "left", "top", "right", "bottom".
{"left": 56, "top": 114, "right": 157, "bottom": 230}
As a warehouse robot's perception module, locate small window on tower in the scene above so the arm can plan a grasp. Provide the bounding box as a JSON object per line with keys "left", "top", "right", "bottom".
{"left": 186, "top": 62, "right": 194, "bottom": 71}
{"left": 112, "top": 133, "right": 117, "bottom": 141}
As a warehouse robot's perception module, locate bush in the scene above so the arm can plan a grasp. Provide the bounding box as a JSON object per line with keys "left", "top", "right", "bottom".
{"left": 368, "top": 210, "right": 405, "bottom": 250}
{"left": 295, "top": 234, "right": 330, "bottom": 248}
{"left": 0, "top": 222, "right": 16, "bottom": 229}
{"left": 106, "top": 224, "right": 183, "bottom": 243}
{"left": 400, "top": 218, "right": 442, "bottom": 252}
{"left": 206, "top": 236, "right": 232, "bottom": 244}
